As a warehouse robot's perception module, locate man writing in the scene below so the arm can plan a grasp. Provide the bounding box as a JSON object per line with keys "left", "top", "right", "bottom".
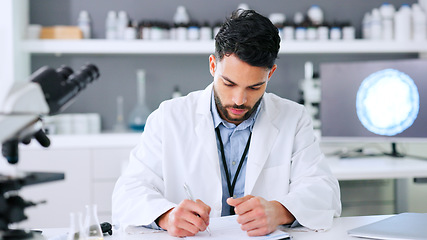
{"left": 112, "top": 9, "right": 341, "bottom": 237}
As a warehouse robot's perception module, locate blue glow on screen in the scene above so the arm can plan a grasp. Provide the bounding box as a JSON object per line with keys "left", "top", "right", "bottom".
{"left": 356, "top": 69, "right": 419, "bottom": 136}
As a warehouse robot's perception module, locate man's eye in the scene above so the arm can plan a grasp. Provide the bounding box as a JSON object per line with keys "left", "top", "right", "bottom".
{"left": 224, "top": 82, "right": 234, "bottom": 87}
{"left": 249, "top": 86, "right": 261, "bottom": 90}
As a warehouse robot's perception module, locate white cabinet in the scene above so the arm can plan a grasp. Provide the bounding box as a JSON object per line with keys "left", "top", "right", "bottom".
{"left": 16, "top": 133, "right": 139, "bottom": 228}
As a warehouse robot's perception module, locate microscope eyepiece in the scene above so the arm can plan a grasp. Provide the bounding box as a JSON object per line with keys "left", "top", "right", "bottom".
{"left": 31, "top": 63, "right": 100, "bottom": 115}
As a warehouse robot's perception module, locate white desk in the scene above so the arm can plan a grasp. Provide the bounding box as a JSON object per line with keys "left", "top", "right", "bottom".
{"left": 41, "top": 215, "right": 390, "bottom": 240}
{"left": 326, "top": 156, "right": 427, "bottom": 180}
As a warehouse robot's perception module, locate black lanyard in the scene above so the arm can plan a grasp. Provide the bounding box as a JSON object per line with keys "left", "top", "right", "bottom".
{"left": 215, "top": 127, "right": 252, "bottom": 215}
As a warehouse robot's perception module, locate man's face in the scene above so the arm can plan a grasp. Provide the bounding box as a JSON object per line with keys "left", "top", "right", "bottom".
{"left": 209, "top": 54, "right": 277, "bottom": 125}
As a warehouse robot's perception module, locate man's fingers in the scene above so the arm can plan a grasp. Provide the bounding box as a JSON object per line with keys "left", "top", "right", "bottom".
{"left": 227, "top": 195, "right": 254, "bottom": 207}
{"left": 166, "top": 199, "right": 210, "bottom": 237}
{"left": 195, "top": 199, "right": 211, "bottom": 224}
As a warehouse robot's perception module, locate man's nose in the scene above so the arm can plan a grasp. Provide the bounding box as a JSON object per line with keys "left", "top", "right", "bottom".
{"left": 232, "top": 89, "right": 247, "bottom": 106}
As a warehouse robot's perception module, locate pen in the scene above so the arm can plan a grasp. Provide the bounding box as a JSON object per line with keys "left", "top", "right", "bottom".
{"left": 183, "top": 182, "right": 212, "bottom": 236}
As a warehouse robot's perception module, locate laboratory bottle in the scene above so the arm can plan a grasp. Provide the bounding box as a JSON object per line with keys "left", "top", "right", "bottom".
{"left": 370, "top": 8, "right": 382, "bottom": 40}
{"left": 128, "top": 69, "right": 151, "bottom": 131}
{"left": 116, "top": 11, "right": 129, "bottom": 40}
{"left": 317, "top": 25, "right": 329, "bottom": 40}
{"left": 412, "top": 4, "right": 427, "bottom": 41}
{"left": 187, "top": 22, "right": 200, "bottom": 40}
{"left": 200, "top": 22, "right": 212, "bottom": 40}
{"left": 283, "top": 23, "right": 295, "bottom": 41}
{"left": 213, "top": 21, "right": 222, "bottom": 38}
{"left": 379, "top": 3, "right": 396, "bottom": 40}
{"left": 394, "top": 4, "right": 412, "bottom": 41}
{"left": 113, "top": 96, "right": 126, "bottom": 132}
{"left": 269, "top": 13, "right": 286, "bottom": 39}
{"left": 293, "top": 12, "right": 304, "bottom": 26}
{"left": 124, "top": 20, "right": 137, "bottom": 40}
{"left": 330, "top": 26, "right": 342, "bottom": 40}
{"left": 236, "top": 3, "right": 250, "bottom": 14}
{"left": 83, "top": 204, "right": 103, "bottom": 240}
{"left": 362, "top": 12, "right": 372, "bottom": 39}
{"left": 67, "top": 212, "right": 85, "bottom": 240}
{"left": 342, "top": 25, "right": 356, "bottom": 40}
{"left": 78, "top": 10, "right": 91, "bottom": 39}
{"left": 105, "top": 11, "right": 117, "bottom": 39}
{"left": 174, "top": 6, "right": 190, "bottom": 26}
{"left": 307, "top": 5, "right": 324, "bottom": 26}
{"left": 172, "top": 86, "right": 183, "bottom": 99}
{"left": 295, "top": 27, "right": 307, "bottom": 41}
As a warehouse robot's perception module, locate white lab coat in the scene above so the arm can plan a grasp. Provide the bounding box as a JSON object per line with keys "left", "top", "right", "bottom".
{"left": 112, "top": 83, "right": 341, "bottom": 231}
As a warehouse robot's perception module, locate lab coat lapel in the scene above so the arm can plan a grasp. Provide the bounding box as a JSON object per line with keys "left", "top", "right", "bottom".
{"left": 245, "top": 96, "right": 279, "bottom": 195}
{"left": 195, "top": 84, "right": 222, "bottom": 180}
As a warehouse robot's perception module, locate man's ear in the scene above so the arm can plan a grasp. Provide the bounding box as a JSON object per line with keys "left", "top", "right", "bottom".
{"left": 268, "top": 64, "right": 277, "bottom": 80}
{"left": 209, "top": 55, "right": 217, "bottom": 77}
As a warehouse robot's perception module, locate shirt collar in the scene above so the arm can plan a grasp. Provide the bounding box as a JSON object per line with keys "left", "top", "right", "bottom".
{"left": 211, "top": 90, "right": 261, "bottom": 131}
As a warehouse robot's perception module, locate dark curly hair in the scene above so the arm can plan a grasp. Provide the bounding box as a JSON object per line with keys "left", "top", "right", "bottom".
{"left": 215, "top": 10, "right": 280, "bottom": 69}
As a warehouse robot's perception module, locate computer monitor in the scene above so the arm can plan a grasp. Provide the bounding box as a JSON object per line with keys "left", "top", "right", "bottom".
{"left": 320, "top": 59, "right": 427, "bottom": 147}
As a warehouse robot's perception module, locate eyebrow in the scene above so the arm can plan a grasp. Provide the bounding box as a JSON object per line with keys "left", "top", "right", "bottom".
{"left": 221, "top": 75, "right": 266, "bottom": 88}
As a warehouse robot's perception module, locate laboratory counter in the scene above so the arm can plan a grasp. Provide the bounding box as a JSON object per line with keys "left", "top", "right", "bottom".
{"left": 41, "top": 215, "right": 390, "bottom": 240}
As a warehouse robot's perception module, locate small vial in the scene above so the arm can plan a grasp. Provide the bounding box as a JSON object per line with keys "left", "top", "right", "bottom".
{"left": 200, "top": 22, "right": 212, "bottom": 40}
{"left": 295, "top": 27, "right": 307, "bottom": 41}
{"left": 283, "top": 25, "right": 295, "bottom": 41}
{"left": 105, "top": 11, "right": 117, "bottom": 40}
{"left": 78, "top": 10, "right": 91, "bottom": 39}
{"left": 330, "top": 27, "right": 342, "bottom": 40}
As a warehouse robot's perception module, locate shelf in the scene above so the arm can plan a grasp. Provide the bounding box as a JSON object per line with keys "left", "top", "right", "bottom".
{"left": 22, "top": 39, "right": 427, "bottom": 55}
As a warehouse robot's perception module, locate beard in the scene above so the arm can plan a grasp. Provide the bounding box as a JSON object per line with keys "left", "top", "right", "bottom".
{"left": 213, "top": 88, "right": 262, "bottom": 124}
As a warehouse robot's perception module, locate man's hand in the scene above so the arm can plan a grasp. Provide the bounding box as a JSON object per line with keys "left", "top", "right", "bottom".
{"left": 157, "top": 199, "right": 211, "bottom": 237}
{"left": 227, "top": 195, "right": 295, "bottom": 236}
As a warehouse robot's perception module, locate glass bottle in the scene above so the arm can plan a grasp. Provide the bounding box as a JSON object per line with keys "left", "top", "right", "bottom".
{"left": 67, "top": 212, "right": 84, "bottom": 240}
{"left": 83, "top": 204, "right": 103, "bottom": 240}
{"left": 128, "top": 69, "right": 151, "bottom": 131}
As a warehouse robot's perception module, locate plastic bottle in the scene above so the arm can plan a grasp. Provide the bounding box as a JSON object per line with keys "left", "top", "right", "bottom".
{"left": 174, "top": 6, "right": 190, "bottom": 41}
{"left": 116, "top": 11, "right": 129, "bottom": 39}
{"left": 172, "top": 86, "right": 182, "bottom": 99}
{"left": 330, "top": 26, "right": 342, "bottom": 40}
{"left": 105, "top": 11, "right": 117, "bottom": 39}
{"left": 128, "top": 69, "right": 151, "bottom": 131}
{"left": 362, "top": 12, "right": 372, "bottom": 39}
{"left": 317, "top": 25, "right": 329, "bottom": 40}
{"left": 200, "top": 22, "right": 212, "bottom": 40}
{"left": 370, "top": 8, "right": 382, "bottom": 40}
{"left": 269, "top": 13, "right": 286, "bottom": 39}
{"left": 342, "top": 25, "right": 356, "bottom": 40}
{"left": 78, "top": 10, "right": 91, "bottom": 39}
{"left": 283, "top": 23, "right": 295, "bottom": 41}
{"left": 187, "top": 22, "right": 200, "bottom": 40}
{"left": 394, "top": 4, "right": 412, "bottom": 41}
{"left": 237, "top": 3, "right": 250, "bottom": 14}
{"left": 174, "top": 6, "right": 190, "bottom": 26}
{"left": 412, "top": 4, "right": 427, "bottom": 41}
{"left": 379, "top": 3, "right": 396, "bottom": 40}
{"left": 124, "top": 20, "right": 137, "bottom": 40}
{"left": 295, "top": 27, "right": 307, "bottom": 40}
{"left": 307, "top": 5, "right": 324, "bottom": 26}
{"left": 294, "top": 12, "right": 305, "bottom": 26}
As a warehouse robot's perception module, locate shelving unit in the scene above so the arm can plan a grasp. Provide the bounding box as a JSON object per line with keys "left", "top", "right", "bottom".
{"left": 22, "top": 39, "right": 427, "bottom": 55}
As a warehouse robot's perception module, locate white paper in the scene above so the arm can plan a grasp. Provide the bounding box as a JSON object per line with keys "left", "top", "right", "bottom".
{"left": 188, "top": 215, "right": 290, "bottom": 240}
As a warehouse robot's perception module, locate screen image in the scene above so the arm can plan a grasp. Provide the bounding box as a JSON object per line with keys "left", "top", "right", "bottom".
{"left": 320, "top": 59, "right": 427, "bottom": 142}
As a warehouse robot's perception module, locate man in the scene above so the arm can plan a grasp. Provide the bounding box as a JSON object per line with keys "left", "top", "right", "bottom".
{"left": 112, "top": 10, "right": 341, "bottom": 237}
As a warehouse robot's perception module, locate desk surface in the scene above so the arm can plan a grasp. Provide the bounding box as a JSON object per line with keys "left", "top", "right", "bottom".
{"left": 326, "top": 156, "right": 427, "bottom": 180}
{"left": 42, "top": 215, "right": 390, "bottom": 240}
